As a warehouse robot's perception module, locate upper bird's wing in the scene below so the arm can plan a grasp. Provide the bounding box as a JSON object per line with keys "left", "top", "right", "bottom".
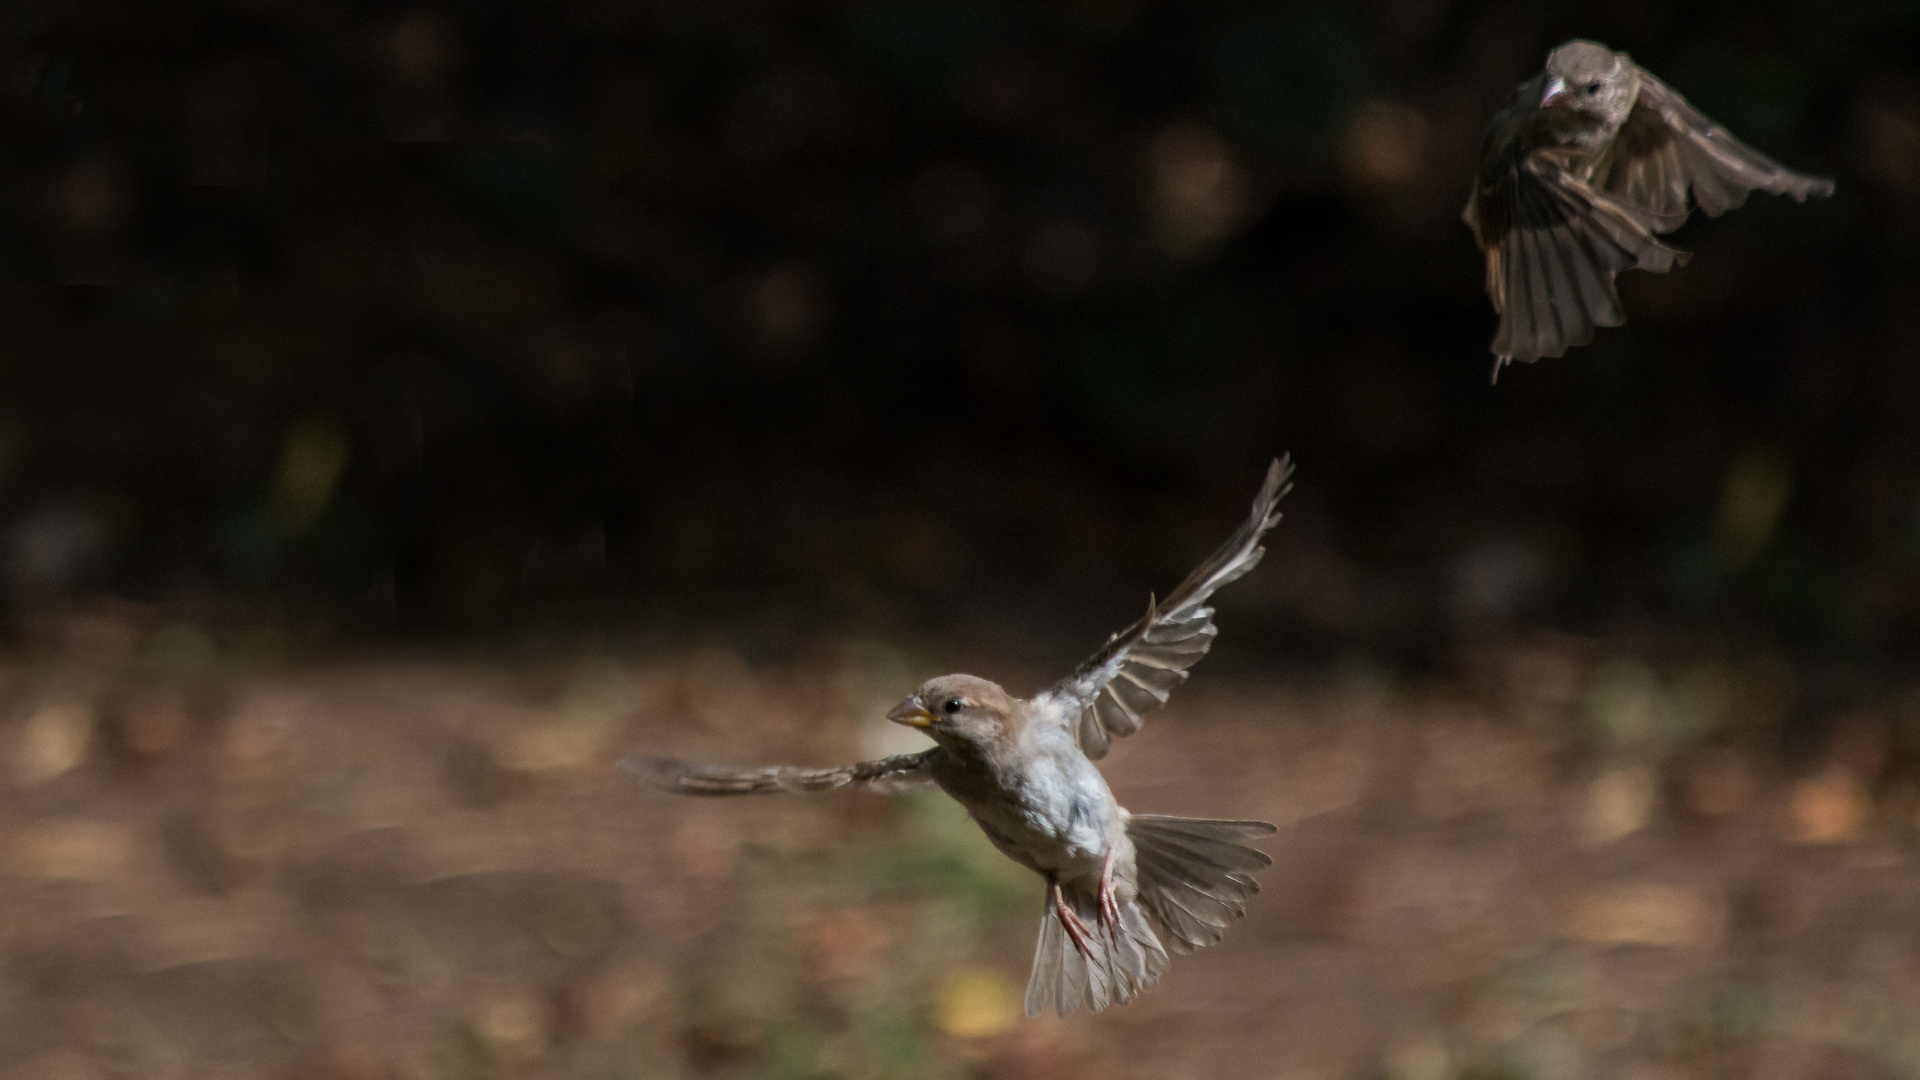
{"left": 621, "top": 749, "right": 938, "bottom": 796}
{"left": 1598, "top": 71, "right": 1834, "bottom": 227}
{"left": 1034, "top": 458, "right": 1292, "bottom": 760}
{"left": 1468, "top": 143, "right": 1687, "bottom": 369}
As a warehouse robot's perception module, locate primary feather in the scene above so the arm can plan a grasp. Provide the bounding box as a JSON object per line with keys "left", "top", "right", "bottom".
{"left": 1038, "top": 456, "right": 1293, "bottom": 759}
{"left": 620, "top": 750, "right": 937, "bottom": 795}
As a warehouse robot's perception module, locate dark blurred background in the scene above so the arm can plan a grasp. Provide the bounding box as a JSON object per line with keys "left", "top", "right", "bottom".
{"left": 3, "top": 0, "right": 1913, "bottom": 659}
{"left": 5, "top": 3, "right": 1920, "bottom": 1079}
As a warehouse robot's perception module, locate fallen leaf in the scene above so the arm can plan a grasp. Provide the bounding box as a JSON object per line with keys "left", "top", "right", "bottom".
{"left": 1683, "top": 750, "right": 1754, "bottom": 818}
{"left": 8, "top": 819, "right": 137, "bottom": 882}
{"left": 473, "top": 991, "right": 547, "bottom": 1063}
{"left": 934, "top": 969, "right": 1021, "bottom": 1039}
{"left": 137, "top": 895, "right": 287, "bottom": 970}
{"left": 1581, "top": 765, "right": 1656, "bottom": 848}
{"left": 803, "top": 905, "right": 891, "bottom": 982}
{"left": 14, "top": 701, "right": 93, "bottom": 785}
{"left": 560, "top": 965, "right": 666, "bottom": 1041}
{"left": 671, "top": 816, "right": 739, "bottom": 881}
{"left": 488, "top": 716, "right": 605, "bottom": 772}
{"left": 1564, "top": 882, "right": 1723, "bottom": 948}
{"left": 1786, "top": 764, "right": 1870, "bottom": 844}
{"left": 117, "top": 691, "right": 192, "bottom": 757}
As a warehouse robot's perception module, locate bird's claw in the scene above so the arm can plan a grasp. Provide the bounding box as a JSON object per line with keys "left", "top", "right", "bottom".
{"left": 1053, "top": 880, "right": 1099, "bottom": 960}
{"left": 1053, "top": 855, "right": 1123, "bottom": 964}
{"left": 1097, "top": 850, "right": 1123, "bottom": 932}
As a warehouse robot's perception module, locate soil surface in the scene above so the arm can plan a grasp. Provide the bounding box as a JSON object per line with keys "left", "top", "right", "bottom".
{"left": 3, "top": 630, "right": 1916, "bottom": 1080}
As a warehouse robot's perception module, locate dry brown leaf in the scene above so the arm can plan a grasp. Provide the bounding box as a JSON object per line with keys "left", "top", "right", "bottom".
{"left": 1581, "top": 765, "right": 1656, "bottom": 848}
{"left": 1563, "top": 882, "right": 1723, "bottom": 948}
{"left": 7, "top": 819, "right": 138, "bottom": 882}
{"left": 1786, "top": 764, "right": 1871, "bottom": 845}
{"left": 14, "top": 701, "right": 93, "bottom": 785}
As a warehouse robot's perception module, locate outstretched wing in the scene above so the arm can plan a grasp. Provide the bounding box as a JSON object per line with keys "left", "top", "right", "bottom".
{"left": 621, "top": 749, "right": 938, "bottom": 796}
{"left": 1035, "top": 457, "right": 1293, "bottom": 760}
{"left": 1598, "top": 72, "right": 1834, "bottom": 227}
{"left": 1469, "top": 149, "right": 1687, "bottom": 369}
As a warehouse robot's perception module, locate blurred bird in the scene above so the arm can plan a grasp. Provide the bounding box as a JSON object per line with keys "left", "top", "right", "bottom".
{"left": 625, "top": 458, "right": 1293, "bottom": 1018}
{"left": 1465, "top": 39, "right": 1833, "bottom": 376}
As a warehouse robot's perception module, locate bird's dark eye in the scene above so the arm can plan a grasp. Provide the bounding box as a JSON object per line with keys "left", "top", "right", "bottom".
{"left": 1585, "top": 82, "right": 1602, "bottom": 94}
{"left": 942, "top": 697, "right": 964, "bottom": 715}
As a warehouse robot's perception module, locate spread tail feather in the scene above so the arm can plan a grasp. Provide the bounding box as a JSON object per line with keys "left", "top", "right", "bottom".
{"left": 1021, "top": 816, "right": 1277, "bottom": 1017}
{"left": 1127, "top": 814, "right": 1277, "bottom": 954}
{"left": 1023, "top": 882, "right": 1169, "bottom": 1018}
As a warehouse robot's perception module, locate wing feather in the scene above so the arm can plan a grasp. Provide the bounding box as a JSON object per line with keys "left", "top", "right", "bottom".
{"left": 1037, "top": 458, "right": 1293, "bottom": 759}
{"left": 1599, "top": 76, "right": 1833, "bottom": 226}
{"left": 1473, "top": 150, "right": 1687, "bottom": 366}
{"left": 620, "top": 749, "right": 938, "bottom": 796}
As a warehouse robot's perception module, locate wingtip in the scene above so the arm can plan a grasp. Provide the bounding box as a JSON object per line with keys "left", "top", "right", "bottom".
{"left": 1254, "top": 456, "right": 1295, "bottom": 532}
{"left": 617, "top": 754, "right": 661, "bottom": 783}
{"left": 617, "top": 754, "right": 681, "bottom": 788}
{"left": 1263, "top": 455, "right": 1296, "bottom": 501}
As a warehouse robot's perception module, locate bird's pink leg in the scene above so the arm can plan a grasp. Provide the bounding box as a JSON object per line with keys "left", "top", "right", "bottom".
{"left": 1097, "top": 850, "right": 1123, "bottom": 934}
{"left": 1052, "top": 880, "right": 1098, "bottom": 959}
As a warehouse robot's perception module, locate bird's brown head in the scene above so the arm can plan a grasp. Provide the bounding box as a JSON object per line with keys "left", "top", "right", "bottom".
{"left": 887, "top": 674, "right": 1022, "bottom": 751}
{"left": 1542, "top": 40, "right": 1638, "bottom": 127}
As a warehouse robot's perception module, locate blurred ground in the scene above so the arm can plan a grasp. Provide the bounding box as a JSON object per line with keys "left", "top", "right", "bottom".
{"left": 5, "top": 612, "right": 1920, "bottom": 1080}
{"left": 0, "top": 1, "right": 1915, "bottom": 656}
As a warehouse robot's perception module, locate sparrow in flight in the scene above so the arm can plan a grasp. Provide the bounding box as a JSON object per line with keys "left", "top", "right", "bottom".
{"left": 1465, "top": 39, "right": 1833, "bottom": 376}
{"left": 625, "top": 458, "right": 1293, "bottom": 1017}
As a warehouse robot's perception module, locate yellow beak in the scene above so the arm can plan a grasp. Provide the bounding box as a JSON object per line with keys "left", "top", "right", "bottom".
{"left": 887, "top": 699, "right": 934, "bottom": 728}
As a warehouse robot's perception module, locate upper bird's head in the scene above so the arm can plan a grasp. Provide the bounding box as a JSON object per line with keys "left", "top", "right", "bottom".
{"left": 887, "top": 674, "right": 1022, "bottom": 751}
{"left": 1541, "top": 40, "right": 1639, "bottom": 128}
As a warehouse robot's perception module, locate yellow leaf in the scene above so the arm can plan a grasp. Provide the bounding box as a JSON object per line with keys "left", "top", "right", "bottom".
{"left": 934, "top": 969, "right": 1020, "bottom": 1039}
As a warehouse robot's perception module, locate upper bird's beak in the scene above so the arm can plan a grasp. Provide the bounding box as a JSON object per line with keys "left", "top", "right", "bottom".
{"left": 1540, "top": 76, "right": 1568, "bottom": 108}
{"left": 888, "top": 697, "right": 934, "bottom": 728}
